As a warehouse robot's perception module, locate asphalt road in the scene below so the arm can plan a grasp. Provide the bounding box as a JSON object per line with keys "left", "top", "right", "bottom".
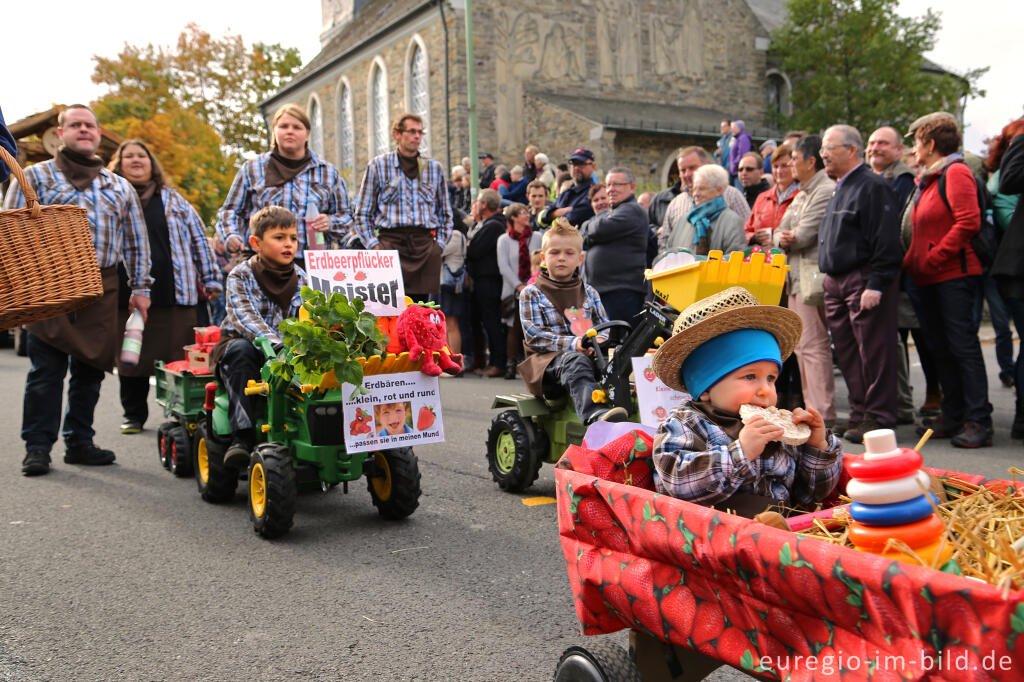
{"left": 0, "top": 335, "right": 1021, "bottom": 681}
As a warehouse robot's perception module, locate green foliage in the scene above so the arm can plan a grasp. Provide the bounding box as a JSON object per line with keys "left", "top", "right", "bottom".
{"left": 270, "top": 287, "right": 387, "bottom": 389}
{"left": 771, "top": 0, "right": 987, "bottom": 136}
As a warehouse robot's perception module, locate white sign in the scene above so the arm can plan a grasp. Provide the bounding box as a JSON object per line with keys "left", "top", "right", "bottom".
{"left": 341, "top": 371, "right": 444, "bottom": 453}
{"left": 631, "top": 355, "right": 690, "bottom": 427}
{"left": 304, "top": 249, "right": 406, "bottom": 316}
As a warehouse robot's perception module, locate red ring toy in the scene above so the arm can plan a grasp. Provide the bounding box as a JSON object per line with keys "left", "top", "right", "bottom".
{"left": 846, "top": 448, "right": 923, "bottom": 482}
{"left": 848, "top": 514, "right": 945, "bottom": 551}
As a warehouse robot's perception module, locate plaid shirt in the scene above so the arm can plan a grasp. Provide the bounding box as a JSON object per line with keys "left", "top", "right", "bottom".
{"left": 652, "top": 403, "right": 842, "bottom": 507}
{"left": 520, "top": 278, "right": 608, "bottom": 354}
{"left": 219, "top": 257, "right": 305, "bottom": 344}
{"left": 216, "top": 151, "right": 353, "bottom": 256}
{"left": 353, "top": 151, "right": 453, "bottom": 249}
{"left": 3, "top": 160, "right": 152, "bottom": 295}
{"left": 160, "top": 186, "right": 223, "bottom": 305}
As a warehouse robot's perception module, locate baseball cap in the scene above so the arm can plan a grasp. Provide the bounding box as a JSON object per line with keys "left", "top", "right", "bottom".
{"left": 568, "top": 148, "right": 595, "bottom": 163}
{"left": 905, "top": 112, "right": 956, "bottom": 138}
{"left": 478, "top": 152, "right": 494, "bottom": 160}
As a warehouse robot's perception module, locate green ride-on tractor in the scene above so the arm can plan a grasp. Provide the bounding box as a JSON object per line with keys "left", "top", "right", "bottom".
{"left": 486, "top": 302, "right": 676, "bottom": 493}
{"left": 155, "top": 336, "right": 421, "bottom": 539}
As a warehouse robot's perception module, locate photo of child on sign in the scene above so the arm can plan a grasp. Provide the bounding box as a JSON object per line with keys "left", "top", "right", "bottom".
{"left": 375, "top": 401, "right": 414, "bottom": 436}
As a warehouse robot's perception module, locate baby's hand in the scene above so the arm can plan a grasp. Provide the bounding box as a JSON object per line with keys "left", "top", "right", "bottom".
{"left": 739, "top": 416, "right": 784, "bottom": 461}
{"left": 792, "top": 407, "right": 828, "bottom": 450}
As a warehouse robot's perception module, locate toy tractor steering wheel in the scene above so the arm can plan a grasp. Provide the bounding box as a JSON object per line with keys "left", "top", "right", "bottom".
{"left": 582, "top": 320, "right": 633, "bottom": 374}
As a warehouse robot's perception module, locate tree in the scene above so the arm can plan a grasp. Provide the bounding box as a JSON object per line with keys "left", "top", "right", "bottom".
{"left": 771, "top": 0, "right": 987, "bottom": 136}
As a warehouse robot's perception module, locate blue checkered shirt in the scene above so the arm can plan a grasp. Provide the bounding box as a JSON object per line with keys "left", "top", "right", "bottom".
{"left": 353, "top": 151, "right": 453, "bottom": 249}
{"left": 160, "top": 186, "right": 223, "bottom": 305}
{"left": 519, "top": 278, "right": 608, "bottom": 354}
{"left": 652, "top": 403, "right": 842, "bottom": 507}
{"left": 216, "top": 151, "right": 354, "bottom": 256}
{"left": 3, "top": 160, "right": 152, "bottom": 295}
{"left": 219, "top": 257, "right": 305, "bottom": 345}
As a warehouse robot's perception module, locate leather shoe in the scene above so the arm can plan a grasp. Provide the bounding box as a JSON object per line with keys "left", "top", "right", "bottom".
{"left": 843, "top": 418, "right": 881, "bottom": 444}
{"left": 474, "top": 366, "right": 503, "bottom": 377}
{"left": 916, "top": 415, "right": 962, "bottom": 439}
{"left": 589, "top": 406, "right": 629, "bottom": 424}
{"left": 22, "top": 450, "right": 51, "bottom": 476}
{"left": 64, "top": 444, "right": 116, "bottom": 466}
{"left": 951, "top": 422, "right": 993, "bottom": 448}
{"left": 1000, "top": 370, "right": 1015, "bottom": 388}
{"left": 504, "top": 363, "right": 518, "bottom": 380}
{"left": 1012, "top": 411, "right": 1024, "bottom": 439}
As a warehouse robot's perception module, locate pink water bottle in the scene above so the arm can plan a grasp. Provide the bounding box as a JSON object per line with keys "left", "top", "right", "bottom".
{"left": 120, "top": 310, "right": 145, "bottom": 366}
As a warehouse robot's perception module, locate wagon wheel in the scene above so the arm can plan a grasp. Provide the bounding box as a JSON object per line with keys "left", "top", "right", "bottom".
{"left": 167, "top": 425, "right": 193, "bottom": 478}
{"left": 486, "top": 410, "right": 543, "bottom": 492}
{"left": 193, "top": 417, "right": 238, "bottom": 503}
{"left": 248, "top": 443, "right": 297, "bottom": 539}
{"left": 156, "top": 421, "right": 177, "bottom": 470}
{"left": 366, "top": 447, "right": 421, "bottom": 520}
{"left": 554, "top": 641, "right": 640, "bottom": 682}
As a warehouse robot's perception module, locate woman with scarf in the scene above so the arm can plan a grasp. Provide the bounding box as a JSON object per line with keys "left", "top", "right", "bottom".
{"left": 109, "top": 140, "right": 222, "bottom": 434}
{"left": 217, "top": 103, "right": 353, "bottom": 264}
{"left": 668, "top": 164, "right": 745, "bottom": 256}
{"left": 497, "top": 203, "right": 533, "bottom": 379}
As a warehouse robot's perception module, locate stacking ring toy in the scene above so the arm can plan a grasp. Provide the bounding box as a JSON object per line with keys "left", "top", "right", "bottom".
{"left": 848, "top": 514, "right": 945, "bottom": 551}
{"left": 846, "top": 470, "right": 930, "bottom": 505}
{"left": 877, "top": 537, "right": 954, "bottom": 567}
{"left": 846, "top": 449, "right": 922, "bottom": 481}
{"left": 849, "top": 493, "right": 938, "bottom": 526}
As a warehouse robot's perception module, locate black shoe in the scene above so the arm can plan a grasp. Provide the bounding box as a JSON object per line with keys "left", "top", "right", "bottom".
{"left": 120, "top": 420, "right": 143, "bottom": 435}
{"left": 22, "top": 450, "right": 51, "bottom": 476}
{"left": 504, "top": 362, "right": 518, "bottom": 380}
{"left": 916, "top": 415, "right": 963, "bottom": 439}
{"left": 223, "top": 441, "right": 251, "bottom": 469}
{"left": 587, "top": 406, "right": 629, "bottom": 425}
{"left": 1012, "top": 412, "right": 1024, "bottom": 439}
{"left": 64, "top": 444, "right": 116, "bottom": 466}
{"left": 843, "top": 418, "right": 881, "bottom": 445}
{"left": 951, "top": 422, "right": 993, "bottom": 448}
{"left": 1000, "top": 370, "right": 1015, "bottom": 388}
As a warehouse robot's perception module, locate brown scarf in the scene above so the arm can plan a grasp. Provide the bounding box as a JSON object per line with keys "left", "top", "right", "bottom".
{"left": 690, "top": 399, "right": 781, "bottom": 458}
{"left": 532, "top": 269, "right": 585, "bottom": 315}
{"left": 265, "top": 150, "right": 311, "bottom": 187}
{"left": 55, "top": 146, "right": 103, "bottom": 191}
{"left": 131, "top": 180, "right": 159, "bottom": 208}
{"left": 397, "top": 151, "right": 420, "bottom": 180}
{"left": 250, "top": 255, "right": 298, "bottom": 312}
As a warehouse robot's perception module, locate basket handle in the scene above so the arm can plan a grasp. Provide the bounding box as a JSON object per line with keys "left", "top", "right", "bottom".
{"left": 0, "top": 145, "right": 41, "bottom": 218}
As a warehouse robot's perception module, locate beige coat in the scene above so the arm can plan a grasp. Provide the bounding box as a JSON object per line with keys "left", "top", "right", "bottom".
{"left": 774, "top": 169, "right": 835, "bottom": 304}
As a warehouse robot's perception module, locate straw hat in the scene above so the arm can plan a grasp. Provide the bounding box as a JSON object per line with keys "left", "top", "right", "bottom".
{"left": 652, "top": 287, "right": 802, "bottom": 393}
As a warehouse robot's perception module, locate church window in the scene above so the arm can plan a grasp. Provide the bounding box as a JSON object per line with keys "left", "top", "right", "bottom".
{"left": 406, "top": 39, "right": 430, "bottom": 155}
{"left": 371, "top": 61, "right": 389, "bottom": 158}
{"left": 338, "top": 81, "right": 354, "bottom": 171}
{"left": 309, "top": 96, "right": 324, "bottom": 157}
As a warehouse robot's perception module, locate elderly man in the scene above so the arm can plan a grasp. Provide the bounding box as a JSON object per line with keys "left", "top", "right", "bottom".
{"left": 523, "top": 144, "right": 539, "bottom": 182}
{"left": 354, "top": 112, "right": 452, "bottom": 302}
{"left": 581, "top": 167, "right": 650, "bottom": 323}
{"left": 867, "top": 126, "right": 915, "bottom": 209}
{"left": 4, "top": 105, "right": 153, "bottom": 475}
{"left": 818, "top": 124, "right": 902, "bottom": 442}
{"left": 659, "top": 146, "right": 750, "bottom": 254}
{"left": 538, "top": 147, "right": 597, "bottom": 229}
{"left": 478, "top": 152, "right": 496, "bottom": 189}
{"left": 737, "top": 151, "right": 771, "bottom": 208}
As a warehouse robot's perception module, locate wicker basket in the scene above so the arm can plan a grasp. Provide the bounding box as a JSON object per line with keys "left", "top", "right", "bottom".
{"left": 0, "top": 146, "right": 103, "bottom": 329}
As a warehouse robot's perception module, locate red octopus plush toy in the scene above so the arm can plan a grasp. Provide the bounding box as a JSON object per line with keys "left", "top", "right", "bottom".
{"left": 394, "top": 302, "right": 463, "bottom": 376}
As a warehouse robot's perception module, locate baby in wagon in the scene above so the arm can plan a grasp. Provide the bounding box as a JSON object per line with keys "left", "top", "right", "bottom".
{"left": 649, "top": 287, "right": 842, "bottom": 512}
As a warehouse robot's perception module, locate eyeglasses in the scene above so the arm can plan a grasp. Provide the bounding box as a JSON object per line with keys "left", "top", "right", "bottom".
{"left": 606, "top": 181, "right": 632, "bottom": 187}
{"left": 737, "top": 166, "right": 759, "bottom": 172}
{"left": 823, "top": 144, "right": 851, "bottom": 152}
{"left": 401, "top": 128, "right": 425, "bottom": 136}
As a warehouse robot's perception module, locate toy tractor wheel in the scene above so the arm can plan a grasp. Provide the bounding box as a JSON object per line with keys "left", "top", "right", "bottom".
{"left": 248, "top": 443, "right": 297, "bottom": 539}
{"left": 193, "top": 418, "right": 238, "bottom": 503}
{"left": 167, "top": 425, "right": 193, "bottom": 478}
{"left": 156, "top": 421, "right": 177, "bottom": 470}
{"left": 486, "top": 410, "right": 543, "bottom": 492}
{"left": 554, "top": 642, "right": 640, "bottom": 682}
{"left": 366, "top": 447, "right": 421, "bottom": 520}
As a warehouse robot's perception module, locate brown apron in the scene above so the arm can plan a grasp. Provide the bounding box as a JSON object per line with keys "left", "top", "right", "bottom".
{"left": 377, "top": 226, "right": 442, "bottom": 295}
{"left": 27, "top": 266, "right": 119, "bottom": 372}
{"left": 116, "top": 305, "right": 197, "bottom": 377}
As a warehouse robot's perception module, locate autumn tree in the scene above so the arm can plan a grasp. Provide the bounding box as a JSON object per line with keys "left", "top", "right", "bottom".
{"left": 771, "top": 0, "right": 986, "bottom": 136}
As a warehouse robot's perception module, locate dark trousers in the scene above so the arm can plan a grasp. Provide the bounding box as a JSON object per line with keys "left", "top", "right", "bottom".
{"left": 22, "top": 333, "right": 105, "bottom": 452}
{"left": 120, "top": 375, "right": 150, "bottom": 424}
{"left": 823, "top": 270, "right": 900, "bottom": 425}
{"left": 215, "top": 339, "right": 264, "bottom": 434}
{"left": 1002, "top": 296, "right": 1024, "bottom": 411}
{"left": 913, "top": 276, "right": 992, "bottom": 426}
{"left": 545, "top": 350, "right": 601, "bottom": 423}
{"left": 472, "top": 276, "right": 507, "bottom": 370}
{"left": 599, "top": 290, "right": 645, "bottom": 326}
{"left": 973, "top": 274, "right": 1015, "bottom": 378}
{"left": 903, "top": 275, "right": 941, "bottom": 395}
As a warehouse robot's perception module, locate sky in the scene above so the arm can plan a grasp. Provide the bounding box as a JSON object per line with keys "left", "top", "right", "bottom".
{"left": 4, "top": 1, "right": 1021, "bottom": 156}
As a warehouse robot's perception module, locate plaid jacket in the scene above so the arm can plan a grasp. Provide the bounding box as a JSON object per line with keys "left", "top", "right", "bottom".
{"left": 216, "top": 151, "right": 353, "bottom": 255}
{"left": 652, "top": 403, "right": 842, "bottom": 507}
{"left": 219, "top": 257, "right": 305, "bottom": 344}
{"left": 519, "top": 278, "right": 608, "bottom": 354}
{"left": 160, "top": 186, "right": 223, "bottom": 305}
{"left": 353, "top": 151, "right": 453, "bottom": 249}
{"left": 3, "top": 160, "right": 152, "bottom": 295}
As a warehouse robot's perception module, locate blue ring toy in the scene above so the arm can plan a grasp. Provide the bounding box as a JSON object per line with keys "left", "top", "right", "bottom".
{"left": 848, "top": 493, "right": 938, "bottom": 526}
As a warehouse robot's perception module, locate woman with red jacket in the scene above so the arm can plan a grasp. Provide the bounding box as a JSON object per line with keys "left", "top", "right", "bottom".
{"left": 744, "top": 143, "right": 799, "bottom": 246}
{"left": 903, "top": 115, "right": 992, "bottom": 448}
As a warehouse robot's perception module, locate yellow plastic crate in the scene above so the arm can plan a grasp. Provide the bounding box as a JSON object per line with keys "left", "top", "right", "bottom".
{"left": 645, "top": 250, "right": 789, "bottom": 310}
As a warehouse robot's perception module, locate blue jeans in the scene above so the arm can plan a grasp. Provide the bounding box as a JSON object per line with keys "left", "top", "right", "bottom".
{"left": 973, "top": 274, "right": 1014, "bottom": 376}
{"left": 22, "top": 333, "right": 106, "bottom": 452}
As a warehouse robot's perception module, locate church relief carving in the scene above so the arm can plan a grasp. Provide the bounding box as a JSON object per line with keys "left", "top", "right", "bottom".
{"left": 596, "top": 0, "right": 639, "bottom": 88}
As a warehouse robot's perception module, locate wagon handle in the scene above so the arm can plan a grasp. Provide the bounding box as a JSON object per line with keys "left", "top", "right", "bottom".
{"left": 0, "top": 146, "right": 41, "bottom": 218}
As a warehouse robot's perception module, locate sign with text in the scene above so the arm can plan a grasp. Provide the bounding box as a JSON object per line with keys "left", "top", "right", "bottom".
{"left": 341, "top": 371, "right": 444, "bottom": 453}
{"left": 631, "top": 355, "right": 690, "bottom": 428}
{"left": 305, "top": 249, "right": 406, "bottom": 316}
